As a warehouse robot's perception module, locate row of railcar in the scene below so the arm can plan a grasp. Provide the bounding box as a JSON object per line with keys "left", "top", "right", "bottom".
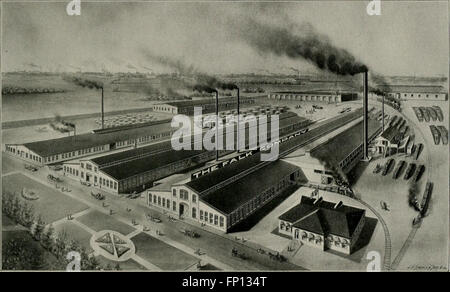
{"left": 413, "top": 106, "right": 444, "bottom": 123}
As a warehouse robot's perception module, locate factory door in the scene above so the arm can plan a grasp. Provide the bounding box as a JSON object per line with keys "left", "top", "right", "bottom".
{"left": 179, "top": 202, "right": 189, "bottom": 218}
{"left": 86, "top": 174, "right": 91, "bottom": 182}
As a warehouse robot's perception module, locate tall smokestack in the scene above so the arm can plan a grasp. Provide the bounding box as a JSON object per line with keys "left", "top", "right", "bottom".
{"left": 215, "top": 90, "right": 219, "bottom": 161}
{"left": 101, "top": 87, "right": 105, "bottom": 129}
{"left": 236, "top": 87, "right": 240, "bottom": 153}
{"left": 363, "top": 71, "right": 369, "bottom": 160}
{"left": 382, "top": 94, "right": 385, "bottom": 132}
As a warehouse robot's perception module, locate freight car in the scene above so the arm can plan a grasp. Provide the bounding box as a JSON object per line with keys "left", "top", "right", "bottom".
{"left": 420, "top": 107, "right": 430, "bottom": 122}
{"left": 432, "top": 106, "right": 443, "bottom": 122}
{"left": 392, "top": 160, "right": 406, "bottom": 179}
{"left": 382, "top": 158, "right": 395, "bottom": 176}
{"left": 420, "top": 181, "right": 433, "bottom": 216}
{"left": 412, "top": 107, "right": 424, "bottom": 122}
{"left": 437, "top": 125, "right": 448, "bottom": 145}
{"left": 429, "top": 125, "right": 441, "bottom": 145}
{"left": 411, "top": 164, "right": 425, "bottom": 183}
{"left": 427, "top": 107, "right": 438, "bottom": 122}
{"left": 403, "top": 163, "right": 416, "bottom": 180}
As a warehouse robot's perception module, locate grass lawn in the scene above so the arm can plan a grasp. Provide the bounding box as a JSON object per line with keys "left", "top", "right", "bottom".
{"left": 2, "top": 173, "right": 89, "bottom": 224}
{"left": 2, "top": 154, "right": 21, "bottom": 175}
{"left": 132, "top": 232, "right": 198, "bottom": 270}
{"left": 54, "top": 221, "right": 94, "bottom": 253}
{"left": 95, "top": 255, "right": 147, "bottom": 271}
{"left": 76, "top": 210, "right": 135, "bottom": 235}
{"left": 2, "top": 230, "right": 64, "bottom": 270}
{"left": 2, "top": 214, "right": 15, "bottom": 227}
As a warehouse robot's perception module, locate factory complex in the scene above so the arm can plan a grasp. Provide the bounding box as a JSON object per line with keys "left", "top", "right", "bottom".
{"left": 4, "top": 74, "right": 388, "bottom": 235}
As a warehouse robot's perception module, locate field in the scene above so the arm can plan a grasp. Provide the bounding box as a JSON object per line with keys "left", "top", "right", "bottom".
{"left": 76, "top": 210, "right": 136, "bottom": 235}
{"left": 2, "top": 173, "right": 89, "bottom": 223}
{"left": 131, "top": 232, "right": 198, "bottom": 270}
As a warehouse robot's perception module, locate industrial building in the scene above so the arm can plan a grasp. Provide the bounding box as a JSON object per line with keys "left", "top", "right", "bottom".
{"left": 61, "top": 111, "right": 310, "bottom": 193}
{"left": 374, "top": 126, "right": 411, "bottom": 157}
{"left": 282, "top": 115, "right": 382, "bottom": 185}
{"left": 383, "top": 85, "right": 447, "bottom": 101}
{"left": 278, "top": 196, "right": 366, "bottom": 255}
{"left": 268, "top": 91, "right": 358, "bottom": 103}
{"left": 152, "top": 97, "right": 255, "bottom": 115}
{"left": 4, "top": 120, "right": 176, "bottom": 166}
{"left": 147, "top": 151, "right": 303, "bottom": 232}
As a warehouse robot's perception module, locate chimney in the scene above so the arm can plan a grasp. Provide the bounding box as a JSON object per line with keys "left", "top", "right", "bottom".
{"left": 313, "top": 197, "right": 323, "bottom": 205}
{"left": 333, "top": 201, "right": 343, "bottom": 209}
{"left": 101, "top": 87, "right": 105, "bottom": 129}
{"left": 362, "top": 71, "right": 369, "bottom": 160}
{"left": 236, "top": 87, "right": 240, "bottom": 153}
{"left": 215, "top": 90, "right": 219, "bottom": 161}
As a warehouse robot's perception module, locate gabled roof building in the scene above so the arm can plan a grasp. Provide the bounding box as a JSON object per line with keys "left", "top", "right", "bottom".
{"left": 278, "top": 196, "right": 366, "bottom": 255}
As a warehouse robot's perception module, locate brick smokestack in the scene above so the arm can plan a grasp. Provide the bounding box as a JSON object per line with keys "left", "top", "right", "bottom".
{"left": 101, "top": 87, "right": 105, "bottom": 129}
{"left": 215, "top": 90, "right": 219, "bottom": 161}
{"left": 363, "top": 71, "right": 369, "bottom": 160}
{"left": 236, "top": 87, "right": 240, "bottom": 153}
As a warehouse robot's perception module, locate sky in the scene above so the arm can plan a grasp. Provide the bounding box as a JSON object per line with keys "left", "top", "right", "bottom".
{"left": 2, "top": 1, "right": 448, "bottom": 77}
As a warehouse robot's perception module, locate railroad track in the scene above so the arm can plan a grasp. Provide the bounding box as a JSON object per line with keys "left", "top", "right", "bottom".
{"left": 390, "top": 226, "right": 419, "bottom": 270}
{"left": 371, "top": 100, "right": 435, "bottom": 270}
{"left": 356, "top": 198, "right": 392, "bottom": 271}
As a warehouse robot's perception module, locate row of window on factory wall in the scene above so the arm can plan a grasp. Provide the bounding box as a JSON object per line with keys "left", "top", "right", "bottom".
{"left": 200, "top": 210, "right": 224, "bottom": 227}
{"left": 99, "top": 177, "right": 117, "bottom": 190}
{"left": 229, "top": 186, "right": 277, "bottom": 226}
{"left": 173, "top": 189, "right": 197, "bottom": 203}
{"left": 402, "top": 93, "right": 440, "bottom": 98}
{"left": 80, "top": 162, "right": 97, "bottom": 172}
{"left": 149, "top": 193, "right": 177, "bottom": 212}
{"left": 64, "top": 165, "right": 79, "bottom": 177}
{"left": 45, "top": 154, "right": 60, "bottom": 163}
{"left": 22, "top": 151, "right": 42, "bottom": 163}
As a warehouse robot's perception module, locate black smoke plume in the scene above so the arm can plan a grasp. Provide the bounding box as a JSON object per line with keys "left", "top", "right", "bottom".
{"left": 235, "top": 19, "right": 367, "bottom": 76}
{"left": 141, "top": 50, "right": 238, "bottom": 93}
{"left": 63, "top": 75, "right": 103, "bottom": 89}
{"left": 408, "top": 182, "right": 421, "bottom": 211}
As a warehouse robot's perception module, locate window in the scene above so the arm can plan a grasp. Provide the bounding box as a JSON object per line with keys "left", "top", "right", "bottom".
{"left": 220, "top": 216, "right": 224, "bottom": 227}
{"left": 192, "top": 194, "right": 196, "bottom": 203}
{"left": 180, "top": 189, "right": 189, "bottom": 201}
{"left": 148, "top": 194, "right": 152, "bottom": 204}
{"left": 209, "top": 213, "right": 213, "bottom": 224}
{"left": 192, "top": 208, "right": 196, "bottom": 219}
{"left": 153, "top": 196, "right": 157, "bottom": 204}
{"left": 204, "top": 211, "right": 208, "bottom": 222}
{"left": 167, "top": 200, "right": 170, "bottom": 209}
{"left": 158, "top": 197, "right": 161, "bottom": 205}
{"left": 162, "top": 198, "right": 166, "bottom": 207}
{"left": 214, "top": 215, "right": 218, "bottom": 225}
{"left": 114, "top": 182, "right": 117, "bottom": 190}
{"left": 200, "top": 210, "right": 204, "bottom": 220}
{"left": 173, "top": 201, "right": 176, "bottom": 212}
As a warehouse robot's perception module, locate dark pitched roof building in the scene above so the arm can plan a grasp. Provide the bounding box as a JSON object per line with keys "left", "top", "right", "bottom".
{"left": 279, "top": 196, "right": 365, "bottom": 239}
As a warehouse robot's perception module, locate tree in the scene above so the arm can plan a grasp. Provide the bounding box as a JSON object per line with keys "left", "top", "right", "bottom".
{"left": 30, "top": 215, "right": 46, "bottom": 241}
{"left": 11, "top": 196, "right": 22, "bottom": 221}
{"left": 54, "top": 230, "right": 69, "bottom": 259}
{"left": 21, "top": 203, "right": 35, "bottom": 228}
{"left": 41, "top": 224, "right": 55, "bottom": 250}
